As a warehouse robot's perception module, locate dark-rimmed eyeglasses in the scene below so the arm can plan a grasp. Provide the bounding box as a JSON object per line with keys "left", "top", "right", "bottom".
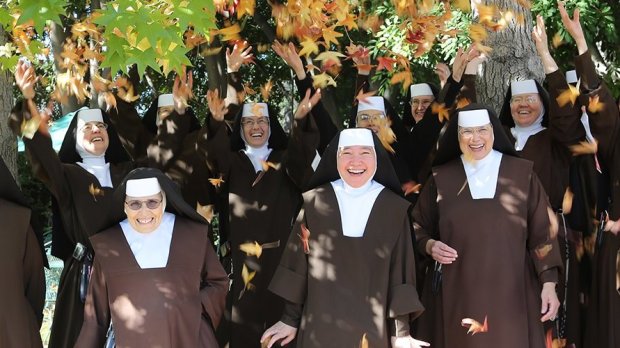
{"left": 125, "top": 199, "right": 162, "bottom": 211}
{"left": 458, "top": 125, "right": 493, "bottom": 139}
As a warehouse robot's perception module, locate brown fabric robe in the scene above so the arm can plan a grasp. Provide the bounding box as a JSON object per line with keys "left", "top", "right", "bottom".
{"left": 269, "top": 184, "right": 424, "bottom": 348}
{"left": 575, "top": 50, "right": 620, "bottom": 348}
{"left": 75, "top": 217, "right": 228, "bottom": 347}
{"left": 413, "top": 155, "right": 562, "bottom": 348}
{"left": 0, "top": 199, "right": 45, "bottom": 348}
{"left": 197, "top": 115, "right": 319, "bottom": 347}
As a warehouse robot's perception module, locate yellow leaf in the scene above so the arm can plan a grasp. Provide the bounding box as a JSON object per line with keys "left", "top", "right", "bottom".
{"left": 516, "top": 0, "right": 531, "bottom": 10}
{"left": 89, "top": 183, "right": 104, "bottom": 202}
{"left": 315, "top": 50, "right": 346, "bottom": 64}
{"left": 237, "top": 0, "right": 256, "bottom": 18}
{"left": 588, "top": 95, "right": 605, "bottom": 113}
{"left": 239, "top": 241, "right": 263, "bottom": 258}
{"left": 461, "top": 315, "right": 489, "bottom": 335}
{"left": 261, "top": 160, "right": 282, "bottom": 171}
{"left": 562, "top": 187, "right": 574, "bottom": 214}
{"left": 360, "top": 333, "right": 369, "bottom": 348}
{"left": 569, "top": 140, "right": 598, "bottom": 156}
{"left": 260, "top": 80, "right": 274, "bottom": 101}
{"left": 208, "top": 175, "right": 225, "bottom": 188}
{"left": 196, "top": 203, "right": 215, "bottom": 222}
{"left": 322, "top": 25, "right": 343, "bottom": 47}
{"left": 217, "top": 23, "right": 242, "bottom": 42}
{"left": 337, "top": 13, "right": 358, "bottom": 30}
{"left": 469, "top": 23, "right": 488, "bottom": 42}
{"left": 299, "top": 37, "right": 319, "bottom": 57}
{"left": 312, "top": 72, "right": 337, "bottom": 88}
{"left": 556, "top": 84, "right": 580, "bottom": 107}
{"left": 551, "top": 32, "right": 563, "bottom": 48}
{"left": 136, "top": 37, "right": 151, "bottom": 51}
{"left": 240, "top": 264, "right": 256, "bottom": 297}
{"left": 453, "top": 0, "right": 471, "bottom": 12}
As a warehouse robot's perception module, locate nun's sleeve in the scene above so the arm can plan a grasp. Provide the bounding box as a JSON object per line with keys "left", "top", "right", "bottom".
{"left": 104, "top": 95, "right": 153, "bottom": 161}
{"left": 268, "top": 209, "right": 308, "bottom": 307}
{"left": 284, "top": 113, "right": 320, "bottom": 189}
{"left": 526, "top": 172, "right": 562, "bottom": 285}
{"left": 437, "top": 75, "right": 464, "bottom": 108}
{"left": 23, "top": 225, "right": 46, "bottom": 327}
{"left": 144, "top": 108, "right": 194, "bottom": 171}
{"left": 195, "top": 116, "right": 234, "bottom": 180}
{"left": 575, "top": 50, "right": 619, "bottom": 164}
{"left": 546, "top": 69, "right": 585, "bottom": 147}
{"left": 200, "top": 235, "right": 229, "bottom": 329}
{"left": 458, "top": 74, "right": 478, "bottom": 104}
{"left": 411, "top": 176, "right": 440, "bottom": 257}
{"left": 9, "top": 101, "right": 71, "bottom": 207}
{"left": 74, "top": 257, "right": 110, "bottom": 347}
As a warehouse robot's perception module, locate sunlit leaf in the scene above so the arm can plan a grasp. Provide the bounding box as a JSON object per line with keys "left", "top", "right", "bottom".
{"left": 312, "top": 72, "right": 337, "bottom": 89}
{"left": 432, "top": 102, "right": 450, "bottom": 122}
{"left": 89, "top": 183, "right": 104, "bottom": 202}
{"left": 588, "top": 95, "right": 605, "bottom": 113}
{"left": 298, "top": 223, "right": 311, "bottom": 254}
{"left": 556, "top": 84, "right": 580, "bottom": 107}
{"left": 239, "top": 241, "right": 263, "bottom": 258}
{"left": 461, "top": 315, "right": 488, "bottom": 335}
{"left": 208, "top": 175, "right": 225, "bottom": 188}
{"left": 569, "top": 140, "right": 598, "bottom": 156}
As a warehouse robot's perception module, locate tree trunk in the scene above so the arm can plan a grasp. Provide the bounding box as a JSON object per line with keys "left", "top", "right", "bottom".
{"left": 476, "top": 0, "right": 544, "bottom": 113}
{"left": 0, "top": 26, "right": 18, "bottom": 179}
{"left": 50, "top": 21, "right": 80, "bottom": 115}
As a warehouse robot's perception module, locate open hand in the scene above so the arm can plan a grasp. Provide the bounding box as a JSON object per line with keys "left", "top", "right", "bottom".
{"left": 294, "top": 88, "right": 322, "bottom": 120}
{"left": 206, "top": 89, "right": 227, "bottom": 122}
{"left": 226, "top": 41, "right": 254, "bottom": 73}
{"left": 173, "top": 67, "right": 193, "bottom": 115}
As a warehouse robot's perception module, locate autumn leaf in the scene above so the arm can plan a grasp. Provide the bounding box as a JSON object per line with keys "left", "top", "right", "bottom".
{"left": 315, "top": 50, "right": 346, "bottom": 66}
{"left": 359, "top": 333, "right": 369, "bottom": 348}
{"left": 101, "top": 92, "right": 118, "bottom": 112}
{"left": 556, "top": 84, "right": 580, "bottom": 107}
{"left": 89, "top": 183, "right": 104, "bottom": 202}
{"left": 453, "top": 0, "right": 471, "bottom": 12}
{"left": 322, "top": 25, "right": 343, "bottom": 47}
{"left": 312, "top": 72, "right": 337, "bottom": 89}
{"left": 208, "top": 175, "right": 225, "bottom": 188}
{"left": 237, "top": 0, "right": 256, "bottom": 18}
{"left": 243, "top": 84, "right": 257, "bottom": 95}
{"left": 261, "top": 160, "right": 282, "bottom": 172}
{"left": 196, "top": 203, "right": 215, "bottom": 222}
{"left": 299, "top": 37, "right": 319, "bottom": 57}
{"left": 588, "top": 95, "right": 605, "bottom": 113}
{"left": 239, "top": 264, "right": 256, "bottom": 299}
{"left": 516, "top": 0, "right": 532, "bottom": 10}
{"left": 260, "top": 79, "right": 274, "bottom": 101}
{"left": 456, "top": 98, "right": 471, "bottom": 109}
{"left": 469, "top": 23, "right": 488, "bottom": 42}
{"left": 432, "top": 102, "right": 450, "bottom": 122}
{"left": 375, "top": 117, "right": 397, "bottom": 154}
{"left": 402, "top": 181, "right": 421, "bottom": 196}
{"left": 239, "top": 241, "right": 263, "bottom": 258}
{"left": 552, "top": 32, "right": 564, "bottom": 48}
{"left": 545, "top": 328, "right": 569, "bottom": 348}
{"left": 390, "top": 70, "right": 412, "bottom": 91}
{"left": 535, "top": 243, "right": 553, "bottom": 260}
{"left": 376, "top": 56, "right": 397, "bottom": 71}
{"left": 461, "top": 315, "right": 488, "bottom": 335}
{"left": 299, "top": 223, "right": 311, "bottom": 254}
{"left": 569, "top": 140, "right": 598, "bottom": 156}
{"left": 562, "top": 187, "right": 574, "bottom": 214}
{"left": 356, "top": 89, "right": 377, "bottom": 104}
{"left": 217, "top": 23, "right": 242, "bottom": 42}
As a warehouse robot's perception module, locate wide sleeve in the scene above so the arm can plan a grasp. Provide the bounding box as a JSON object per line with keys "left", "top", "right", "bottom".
{"left": 283, "top": 116, "right": 320, "bottom": 189}
{"left": 105, "top": 95, "right": 153, "bottom": 161}
{"left": 387, "top": 211, "right": 424, "bottom": 321}
{"left": 295, "top": 75, "right": 338, "bottom": 154}
{"left": 23, "top": 225, "right": 46, "bottom": 327}
{"left": 458, "top": 74, "right": 477, "bottom": 104}
{"left": 195, "top": 117, "right": 234, "bottom": 181}
{"left": 200, "top": 238, "right": 229, "bottom": 329}
{"left": 526, "top": 172, "right": 563, "bottom": 284}
{"left": 268, "top": 209, "right": 308, "bottom": 306}
{"left": 143, "top": 108, "right": 194, "bottom": 171}
{"left": 574, "top": 51, "right": 620, "bottom": 164}
{"left": 545, "top": 69, "right": 585, "bottom": 147}
{"left": 74, "top": 257, "right": 110, "bottom": 347}
{"left": 411, "top": 175, "right": 440, "bottom": 257}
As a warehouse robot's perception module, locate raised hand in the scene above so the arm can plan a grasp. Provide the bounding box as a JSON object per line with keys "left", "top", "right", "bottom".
{"left": 532, "top": 15, "right": 558, "bottom": 74}
{"left": 14, "top": 60, "right": 38, "bottom": 100}
{"left": 226, "top": 41, "right": 254, "bottom": 73}
{"left": 558, "top": 1, "right": 587, "bottom": 54}
{"left": 434, "top": 62, "right": 451, "bottom": 87}
{"left": 349, "top": 44, "right": 372, "bottom": 75}
{"left": 272, "top": 40, "right": 306, "bottom": 79}
{"left": 452, "top": 46, "right": 480, "bottom": 83}
{"left": 172, "top": 67, "right": 193, "bottom": 115}
{"left": 206, "top": 89, "right": 228, "bottom": 122}
{"left": 294, "top": 88, "right": 322, "bottom": 120}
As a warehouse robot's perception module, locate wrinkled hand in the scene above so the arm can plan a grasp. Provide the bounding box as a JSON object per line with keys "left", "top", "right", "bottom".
{"left": 294, "top": 88, "right": 322, "bottom": 120}
{"left": 261, "top": 321, "right": 297, "bottom": 348}
{"left": 452, "top": 46, "right": 480, "bottom": 83}
{"left": 15, "top": 60, "right": 38, "bottom": 100}
{"left": 226, "top": 41, "right": 254, "bottom": 73}
{"left": 173, "top": 67, "right": 193, "bottom": 115}
{"left": 558, "top": 1, "right": 586, "bottom": 53}
{"left": 435, "top": 62, "right": 450, "bottom": 87}
{"left": 391, "top": 336, "right": 430, "bottom": 348}
{"left": 604, "top": 218, "right": 620, "bottom": 235}
{"left": 532, "top": 15, "right": 550, "bottom": 56}
{"left": 540, "top": 282, "right": 560, "bottom": 322}
{"left": 272, "top": 41, "right": 305, "bottom": 79}
{"left": 428, "top": 239, "right": 458, "bottom": 264}
{"left": 464, "top": 54, "right": 486, "bottom": 76}
{"left": 206, "top": 89, "right": 228, "bottom": 122}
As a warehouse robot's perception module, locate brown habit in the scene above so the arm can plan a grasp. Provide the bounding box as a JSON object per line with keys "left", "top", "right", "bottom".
{"left": 269, "top": 184, "right": 424, "bottom": 348}
{"left": 413, "top": 156, "right": 562, "bottom": 348}
{"left": 75, "top": 217, "right": 228, "bottom": 347}
{"left": 0, "top": 199, "right": 45, "bottom": 348}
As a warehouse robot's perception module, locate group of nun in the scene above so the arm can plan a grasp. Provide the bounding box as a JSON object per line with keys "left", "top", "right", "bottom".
{"left": 1, "top": 3, "right": 619, "bottom": 348}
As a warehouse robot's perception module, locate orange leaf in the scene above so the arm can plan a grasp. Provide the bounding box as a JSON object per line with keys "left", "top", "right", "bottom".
{"left": 461, "top": 315, "right": 488, "bottom": 335}
{"left": 376, "top": 56, "right": 397, "bottom": 72}
{"left": 562, "top": 187, "right": 574, "bottom": 214}
{"left": 208, "top": 175, "right": 225, "bottom": 188}
{"left": 89, "top": 183, "right": 104, "bottom": 202}
{"left": 516, "top": 0, "right": 532, "bottom": 10}
{"left": 390, "top": 70, "right": 412, "bottom": 91}
{"left": 556, "top": 84, "right": 580, "bottom": 107}
{"left": 261, "top": 160, "right": 281, "bottom": 172}
{"left": 196, "top": 203, "right": 215, "bottom": 222}
{"left": 456, "top": 98, "right": 471, "bottom": 109}
{"left": 453, "top": 0, "right": 471, "bottom": 12}
{"left": 588, "top": 95, "right": 605, "bottom": 113}
{"left": 569, "top": 140, "right": 598, "bottom": 156}
{"left": 260, "top": 79, "right": 273, "bottom": 101}
{"left": 217, "top": 23, "right": 242, "bottom": 42}
{"left": 299, "top": 223, "right": 311, "bottom": 254}
{"left": 432, "top": 102, "right": 450, "bottom": 123}
{"left": 469, "top": 23, "right": 488, "bottom": 42}
{"left": 535, "top": 243, "right": 554, "bottom": 260}
{"left": 355, "top": 89, "right": 377, "bottom": 103}
{"left": 322, "top": 25, "right": 343, "bottom": 47}
{"left": 552, "top": 32, "right": 563, "bottom": 48}
{"left": 359, "top": 333, "right": 369, "bottom": 348}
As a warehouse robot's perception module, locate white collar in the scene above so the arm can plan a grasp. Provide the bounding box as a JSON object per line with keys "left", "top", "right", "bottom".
{"left": 120, "top": 212, "right": 175, "bottom": 269}
{"left": 76, "top": 157, "right": 112, "bottom": 188}
{"left": 243, "top": 144, "right": 273, "bottom": 173}
{"left": 460, "top": 150, "right": 502, "bottom": 199}
{"left": 580, "top": 111, "right": 596, "bottom": 144}
{"left": 510, "top": 108, "right": 545, "bottom": 151}
{"left": 331, "top": 179, "right": 384, "bottom": 237}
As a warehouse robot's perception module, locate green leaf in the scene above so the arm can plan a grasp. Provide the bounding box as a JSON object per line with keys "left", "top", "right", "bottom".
{"left": 16, "top": 0, "right": 65, "bottom": 33}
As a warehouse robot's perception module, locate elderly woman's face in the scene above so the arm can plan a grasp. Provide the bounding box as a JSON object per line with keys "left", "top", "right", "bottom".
{"left": 356, "top": 110, "right": 385, "bottom": 133}
{"left": 241, "top": 116, "right": 270, "bottom": 148}
{"left": 337, "top": 145, "right": 376, "bottom": 188}
{"left": 124, "top": 193, "right": 164, "bottom": 234}
{"left": 78, "top": 121, "right": 109, "bottom": 156}
{"left": 510, "top": 93, "right": 543, "bottom": 127}
{"left": 458, "top": 124, "right": 494, "bottom": 161}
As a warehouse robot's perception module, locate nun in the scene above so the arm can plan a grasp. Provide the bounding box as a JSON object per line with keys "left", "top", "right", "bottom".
{"left": 194, "top": 90, "right": 320, "bottom": 347}
{"left": 261, "top": 128, "right": 426, "bottom": 348}
{"left": 74, "top": 168, "right": 228, "bottom": 347}
{"left": 9, "top": 60, "right": 134, "bottom": 348}
{"left": 0, "top": 156, "right": 46, "bottom": 348}
{"left": 412, "top": 105, "right": 562, "bottom": 348}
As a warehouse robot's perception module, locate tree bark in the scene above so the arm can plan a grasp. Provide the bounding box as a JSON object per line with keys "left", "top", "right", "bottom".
{"left": 0, "top": 26, "right": 18, "bottom": 179}
{"left": 476, "top": 0, "right": 544, "bottom": 113}
{"left": 50, "top": 20, "right": 80, "bottom": 115}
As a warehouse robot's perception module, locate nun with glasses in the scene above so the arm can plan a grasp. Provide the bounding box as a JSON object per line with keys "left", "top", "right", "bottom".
{"left": 193, "top": 88, "right": 321, "bottom": 347}
{"left": 75, "top": 168, "right": 228, "bottom": 347}
{"left": 0, "top": 156, "right": 46, "bottom": 348}
{"left": 261, "top": 128, "right": 427, "bottom": 348}
{"left": 10, "top": 60, "right": 134, "bottom": 348}
{"left": 412, "top": 105, "right": 562, "bottom": 348}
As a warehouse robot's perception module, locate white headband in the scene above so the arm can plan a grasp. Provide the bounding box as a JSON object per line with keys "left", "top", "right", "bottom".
{"left": 242, "top": 103, "right": 269, "bottom": 118}
{"left": 357, "top": 96, "right": 385, "bottom": 114}
{"left": 458, "top": 109, "right": 491, "bottom": 127}
{"left": 157, "top": 94, "right": 174, "bottom": 107}
{"left": 126, "top": 178, "right": 162, "bottom": 197}
{"left": 338, "top": 128, "right": 375, "bottom": 148}
{"left": 565, "top": 70, "right": 578, "bottom": 84}
{"left": 511, "top": 80, "right": 538, "bottom": 96}
{"left": 410, "top": 83, "right": 433, "bottom": 98}
{"left": 77, "top": 108, "right": 103, "bottom": 128}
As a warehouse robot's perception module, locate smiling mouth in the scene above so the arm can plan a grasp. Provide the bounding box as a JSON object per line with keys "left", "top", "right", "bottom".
{"left": 469, "top": 144, "right": 484, "bottom": 151}
{"left": 136, "top": 217, "right": 154, "bottom": 225}
{"left": 347, "top": 168, "right": 366, "bottom": 175}
{"left": 250, "top": 132, "right": 263, "bottom": 138}
{"left": 91, "top": 137, "right": 104, "bottom": 142}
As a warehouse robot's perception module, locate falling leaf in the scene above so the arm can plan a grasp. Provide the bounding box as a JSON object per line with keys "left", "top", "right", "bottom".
{"left": 376, "top": 56, "right": 397, "bottom": 71}
{"left": 359, "top": 333, "right": 369, "bottom": 348}
{"left": 456, "top": 98, "right": 471, "bottom": 109}
{"left": 312, "top": 72, "right": 337, "bottom": 89}
{"left": 545, "top": 328, "right": 569, "bottom": 348}
{"left": 469, "top": 23, "right": 488, "bottom": 42}
{"left": 375, "top": 117, "right": 397, "bottom": 154}
{"left": 588, "top": 95, "right": 605, "bottom": 113}
{"left": 260, "top": 79, "right": 273, "bottom": 101}
{"left": 402, "top": 181, "right": 421, "bottom": 196}
{"left": 535, "top": 243, "right": 553, "bottom": 259}
{"left": 237, "top": 0, "right": 256, "bottom": 18}
{"left": 201, "top": 46, "right": 223, "bottom": 56}
{"left": 196, "top": 203, "right": 215, "bottom": 222}
{"left": 355, "top": 89, "right": 377, "bottom": 103}
{"left": 390, "top": 70, "right": 412, "bottom": 91}
{"left": 453, "top": 0, "right": 471, "bottom": 12}
{"left": 516, "top": 0, "right": 532, "bottom": 10}
{"left": 299, "top": 223, "right": 311, "bottom": 254}
{"left": 569, "top": 140, "right": 598, "bottom": 156}
{"left": 461, "top": 315, "right": 488, "bottom": 335}
{"left": 101, "top": 92, "right": 118, "bottom": 112}
{"left": 432, "top": 102, "right": 450, "bottom": 122}
{"left": 562, "top": 187, "right": 574, "bottom": 214}
{"left": 261, "top": 160, "right": 282, "bottom": 172}
{"left": 239, "top": 264, "right": 256, "bottom": 299}
{"left": 556, "top": 83, "right": 580, "bottom": 107}
{"left": 243, "top": 84, "right": 257, "bottom": 95}
{"left": 552, "top": 33, "right": 563, "bottom": 48}
{"left": 299, "top": 37, "right": 319, "bottom": 57}
{"left": 89, "top": 183, "right": 104, "bottom": 202}
{"left": 239, "top": 241, "right": 263, "bottom": 258}
{"left": 322, "top": 25, "right": 343, "bottom": 47}
{"left": 315, "top": 50, "right": 346, "bottom": 66}
{"left": 217, "top": 23, "right": 242, "bottom": 42}
{"left": 20, "top": 103, "right": 41, "bottom": 139}
{"left": 208, "top": 175, "right": 225, "bottom": 188}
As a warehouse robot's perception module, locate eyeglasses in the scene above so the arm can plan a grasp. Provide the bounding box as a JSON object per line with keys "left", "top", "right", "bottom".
{"left": 510, "top": 96, "right": 539, "bottom": 105}
{"left": 410, "top": 99, "right": 434, "bottom": 107}
{"left": 125, "top": 199, "right": 162, "bottom": 211}
{"left": 80, "top": 122, "right": 108, "bottom": 133}
{"left": 458, "top": 126, "right": 492, "bottom": 139}
{"left": 356, "top": 113, "right": 384, "bottom": 123}
{"left": 241, "top": 117, "right": 269, "bottom": 128}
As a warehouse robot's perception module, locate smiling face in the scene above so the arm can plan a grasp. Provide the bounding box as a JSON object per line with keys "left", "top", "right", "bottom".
{"left": 241, "top": 116, "right": 270, "bottom": 148}
{"left": 510, "top": 93, "right": 543, "bottom": 127}
{"left": 356, "top": 110, "right": 385, "bottom": 133}
{"left": 124, "top": 193, "right": 165, "bottom": 234}
{"left": 78, "top": 121, "right": 109, "bottom": 156}
{"left": 458, "top": 124, "right": 494, "bottom": 161}
{"left": 337, "top": 145, "right": 376, "bottom": 188}
{"left": 410, "top": 95, "right": 434, "bottom": 122}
